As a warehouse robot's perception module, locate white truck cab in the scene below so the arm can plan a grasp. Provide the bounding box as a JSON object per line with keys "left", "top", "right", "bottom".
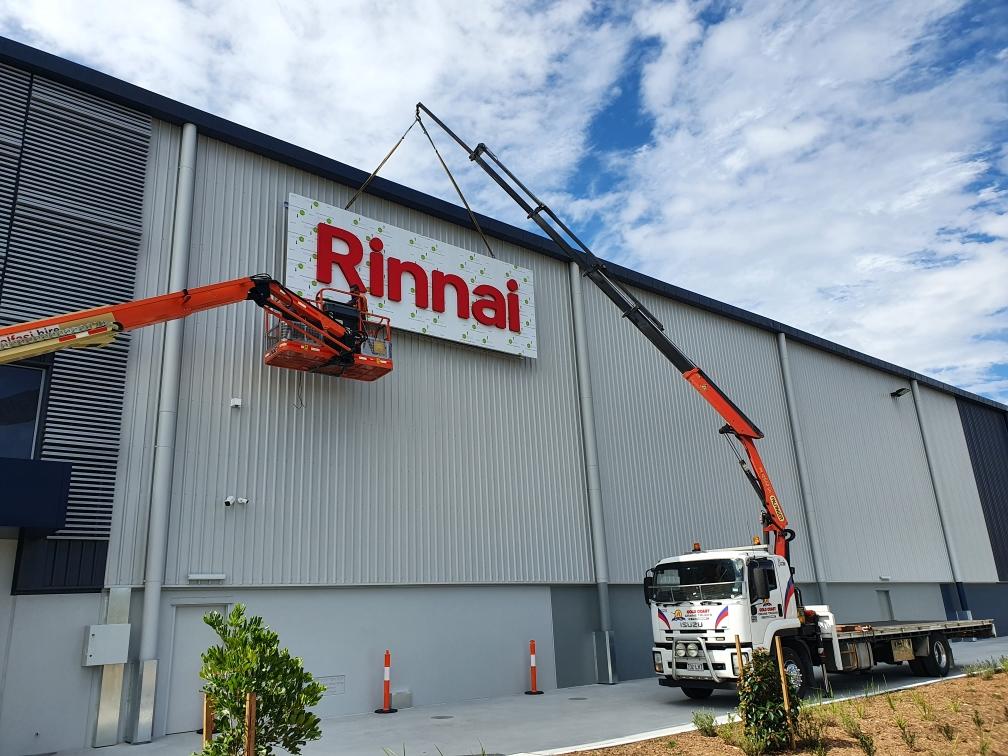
{"left": 645, "top": 543, "right": 806, "bottom": 699}
{"left": 645, "top": 543, "right": 995, "bottom": 700}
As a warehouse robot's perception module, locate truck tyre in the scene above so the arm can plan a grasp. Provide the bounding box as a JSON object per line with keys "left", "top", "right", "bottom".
{"left": 781, "top": 643, "right": 813, "bottom": 698}
{"left": 682, "top": 686, "right": 714, "bottom": 700}
{"left": 921, "top": 633, "right": 953, "bottom": 677}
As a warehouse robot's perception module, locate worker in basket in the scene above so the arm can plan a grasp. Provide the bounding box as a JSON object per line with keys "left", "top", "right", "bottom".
{"left": 320, "top": 284, "right": 368, "bottom": 364}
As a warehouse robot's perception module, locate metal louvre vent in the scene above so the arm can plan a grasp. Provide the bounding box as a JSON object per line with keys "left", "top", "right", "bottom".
{"left": 0, "top": 63, "right": 30, "bottom": 269}
{"left": 0, "top": 73, "right": 151, "bottom": 539}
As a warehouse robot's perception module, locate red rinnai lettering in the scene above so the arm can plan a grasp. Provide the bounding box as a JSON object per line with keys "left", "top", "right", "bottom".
{"left": 369, "top": 237, "right": 385, "bottom": 297}
{"left": 388, "top": 257, "right": 429, "bottom": 309}
{"left": 316, "top": 223, "right": 365, "bottom": 290}
{"left": 472, "top": 284, "right": 506, "bottom": 329}
{"left": 431, "top": 271, "right": 470, "bottom": 319}
{"left": 506, "top": 278, "right": 521, "bottom": 333}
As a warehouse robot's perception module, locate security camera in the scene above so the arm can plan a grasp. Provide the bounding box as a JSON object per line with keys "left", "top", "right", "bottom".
{"left": 237, "top": 497, "right": 249, "bottom": 506}
{"left": 224, "top": 495, "right": 237, "bottom": 507}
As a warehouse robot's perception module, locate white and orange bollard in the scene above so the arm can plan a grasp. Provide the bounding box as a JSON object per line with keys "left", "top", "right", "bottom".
{"left": 375, "top": 649, "right": 398, "bottom": 714}
{"left": 524, "top": 639, "right": 544, "bottom": 695}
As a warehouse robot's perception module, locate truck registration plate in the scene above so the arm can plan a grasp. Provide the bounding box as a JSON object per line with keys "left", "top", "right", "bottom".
{"left": 686, "top": 662, "right": 704, "bottom": 671}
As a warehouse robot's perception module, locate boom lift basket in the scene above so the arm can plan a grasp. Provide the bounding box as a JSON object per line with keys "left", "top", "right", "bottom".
{"left": 263, "top": 288, "right": 392, "bottom": 382}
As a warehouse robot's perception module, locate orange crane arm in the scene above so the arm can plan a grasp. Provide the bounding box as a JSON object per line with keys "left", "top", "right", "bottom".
{"left": 0, "top": 274, "right": 351, "bottom": 365}
{"left": 417, "top": 103, "right": 794, "bottom": 561}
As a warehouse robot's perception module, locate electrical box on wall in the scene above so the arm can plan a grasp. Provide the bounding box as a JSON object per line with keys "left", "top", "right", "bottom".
{"left": 82, "top": 623, "right": 131, "bottom": 667}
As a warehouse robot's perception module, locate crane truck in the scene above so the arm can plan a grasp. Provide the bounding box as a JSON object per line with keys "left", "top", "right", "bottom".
{"left": 415, "top": 104, "right": 996, "bottom": 699}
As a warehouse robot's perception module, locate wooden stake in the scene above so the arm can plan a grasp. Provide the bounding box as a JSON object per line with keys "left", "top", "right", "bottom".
{"left": 773, "top": 636, "right": 795, "bottom": 749}
{"left": 202, "top": 693, "right": 214, "bottom": 747}
{"left": 244, "top": 692, "right": 256, "bottom": 755}
{"left": 734, "top": 635, "right": 745, "bottom": 684}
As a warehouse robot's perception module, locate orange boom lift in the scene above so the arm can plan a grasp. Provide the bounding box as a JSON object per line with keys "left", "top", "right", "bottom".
{"left": 0, "top": 273, "right": 392, "bottom": 381}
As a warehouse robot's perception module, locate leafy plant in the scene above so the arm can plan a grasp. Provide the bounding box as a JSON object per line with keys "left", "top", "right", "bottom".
{"left": 716, "top": 714, "right": 739, "bottom": 745}
{"left": 737, "top": 730, "right": 770, "bottom": 756}
{"left": 948, "top": 698, "right": 961, "bottom": 714}
{"left": 885, "top": 693, "right": 897, "bottom": 712}
{"left": 910, "top": 691, "right": 932, "bottom": 720}
{"left": 894, "top": 714, "right": 916, "bottom": 750}
{"left": 972, "top": 708, "right": 985, "bottom": 731}
{"left": 839, "top": 710, "right": 861, "bottom": 739}
{"left": 794, "top": 707, "right": 827, "bottom": 751}
{"left": 736, "top": 648, "right": 798, "bottom": 753}
{"left": 197, "top": 604, "right": 325, "bottom": 756}
{"left": 663, "top": 739, "right": 679, "bottom": 752}
{"left": 853, "top": 729, "right": 876, "bottom": 756}
{"left": 692, "top": 709, "right": 718, "bottom": 737}
{"left": 936, "top": 721, "right": 956, "bottom": 742}
{"left": 980, "top": 736, "right": 991, "bottom": 755}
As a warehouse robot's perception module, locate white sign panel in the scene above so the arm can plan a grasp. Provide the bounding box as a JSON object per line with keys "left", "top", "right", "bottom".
{"left": 286, "top": 194, "right": 537, "bottom": 358}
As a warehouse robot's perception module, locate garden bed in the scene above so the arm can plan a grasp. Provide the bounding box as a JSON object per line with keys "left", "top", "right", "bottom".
{"left": 573, "top": 659, "right": 1008, "bottom": 756}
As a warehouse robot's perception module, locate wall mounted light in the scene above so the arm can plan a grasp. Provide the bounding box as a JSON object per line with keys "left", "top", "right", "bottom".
{"left": 890, "top": 387, "right": 911, "bottom": 398}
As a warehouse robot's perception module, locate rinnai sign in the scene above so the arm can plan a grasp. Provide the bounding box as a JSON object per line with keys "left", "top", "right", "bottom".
{"left": 286, "top": 195, "right": 538, "bottom": 358}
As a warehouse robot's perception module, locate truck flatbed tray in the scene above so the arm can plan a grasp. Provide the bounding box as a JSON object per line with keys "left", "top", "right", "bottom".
{"left": 833, "top": 619, "right": 995, "bottom": 640}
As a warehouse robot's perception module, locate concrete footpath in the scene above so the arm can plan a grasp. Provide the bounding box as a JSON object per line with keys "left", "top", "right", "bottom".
{"left": 61, "top": 637, "right": 1008, "bottom": 756}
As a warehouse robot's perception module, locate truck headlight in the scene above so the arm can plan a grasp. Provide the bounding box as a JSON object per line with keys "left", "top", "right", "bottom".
{"left": 675, "top": 644, "right": 686, "bottom": 657}
{"left": 653, "top": 651, "right": 663, "bottom": 672}
{"left": 687, "top": 643, "right": 699, "bottom": 658}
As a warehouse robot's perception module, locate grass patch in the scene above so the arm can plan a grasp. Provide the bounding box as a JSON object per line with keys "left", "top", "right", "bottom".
{"left": 691, "top": 709, "right": 717, "bottom": 737}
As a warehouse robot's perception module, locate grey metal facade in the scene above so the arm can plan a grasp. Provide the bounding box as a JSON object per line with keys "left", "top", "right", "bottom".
{"left": 109, "top": 132, "right": 595, "bottom": 588}
{"left": 579, "top": 281, "right": 810, "bottom": 584}
{"left": 785, "top": 343, "right": 954, "bottom": 583}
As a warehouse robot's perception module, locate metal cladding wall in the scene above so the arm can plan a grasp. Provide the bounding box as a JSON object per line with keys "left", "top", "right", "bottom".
{"left": 786, "top": 342, "right": 952, "bottom": 583}
{"left": 957, "top": 398, "right": 1008, "bottom": 580}
{"left": 579, "top": 282, "right": 810, "bottom": 584}
{"left": 110, "top": 134, "right": 594, "bottom": 587}
{"left": 105, "top": 119, "right": 180, "bottom": 586}
{"left": 917, "top": 385, "right": 998, "bottom": 582}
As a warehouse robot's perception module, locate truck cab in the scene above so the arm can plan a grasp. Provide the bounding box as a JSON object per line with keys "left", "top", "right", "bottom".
{"left": 645, "top": 543, "right": 808, "bottom": 699}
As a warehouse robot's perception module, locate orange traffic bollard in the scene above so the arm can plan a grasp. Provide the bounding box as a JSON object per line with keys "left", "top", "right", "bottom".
{"left": 375, "top": 649, "right": 398, "bottom": 713}
{"left": 525, "top": 639, "right": 543, "bottom": 695}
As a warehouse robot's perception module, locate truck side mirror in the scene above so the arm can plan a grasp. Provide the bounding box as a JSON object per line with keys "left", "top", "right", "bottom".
{"left": 643, "top": 573, "right": 655, "bottom": 606}
{"left": 751, "top": 566, "right": 770, "bottom": 601}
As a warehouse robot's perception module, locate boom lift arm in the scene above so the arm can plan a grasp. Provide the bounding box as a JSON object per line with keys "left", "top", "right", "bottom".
{"left": 0, "top": 274, "right": 392, "bottom": 381}
{"left": 417, "top": 103, "right": 794, "bottom": 561}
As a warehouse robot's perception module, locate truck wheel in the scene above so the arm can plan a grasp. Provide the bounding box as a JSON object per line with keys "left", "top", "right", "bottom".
{"left": 682, "top": 686, "right": 714, "bottom": 700}
{"left": 922, "top": 633, "right": 953, "bottom": 677}
{"left": 781, "top": 644, "right": 813, "bottom": 698}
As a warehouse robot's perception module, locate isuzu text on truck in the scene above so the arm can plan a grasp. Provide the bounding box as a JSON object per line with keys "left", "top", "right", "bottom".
{"left": 416, "top": 104, "right": 996, "bottom": 699}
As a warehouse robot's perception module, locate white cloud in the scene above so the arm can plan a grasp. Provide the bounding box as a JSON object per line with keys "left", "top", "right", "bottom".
{"left": 2, "top": 0, "right": 1006, "bottom": 402}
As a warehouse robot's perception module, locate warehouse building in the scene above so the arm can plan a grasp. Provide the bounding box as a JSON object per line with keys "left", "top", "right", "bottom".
{"left": 0, "top": 38, "right": 1006, "bottom": 753}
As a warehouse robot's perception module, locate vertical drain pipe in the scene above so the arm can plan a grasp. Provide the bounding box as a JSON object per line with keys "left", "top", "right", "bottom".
{"left": 910, "top": 379, "right": 969, "bottom": 617}
{"left": 133, "top": 122, "right": 198, "bottom": 742}
{"left": 568, "top": 262, "right": 616, "bottom": 684}
{"left": 776, "top": 334, "right": 829, "bottom": 605}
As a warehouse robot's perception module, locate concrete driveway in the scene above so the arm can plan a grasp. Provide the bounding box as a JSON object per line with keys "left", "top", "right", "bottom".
{"left": 61, "top": 636, "right": 1008, "bottom": 756}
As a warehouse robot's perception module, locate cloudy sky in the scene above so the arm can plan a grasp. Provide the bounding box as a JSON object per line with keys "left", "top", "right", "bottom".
{"left": 2, "top": 0, "right": 1006, "bottom": 401}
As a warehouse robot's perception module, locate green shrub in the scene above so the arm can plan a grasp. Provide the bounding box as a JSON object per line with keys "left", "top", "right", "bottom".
{"left": 691, "top": 709, "right": 718, "bottom": 736}
{"left": 972, "top": 708, "right": 985, "bottom": 731}
{"left": 935, "top": 721, "right": 956, "bottom": 741}
{"left": 197, "top": 604, "right": 325, "bottom": 756}
{"left": 894, "top": 714, "right": 916, "bottom": 750}
{"left": 736, "top": 648, "right": 798, "bottom": 753}
{"left": 854, "top": 729, "right": 876, "bottom": 756}
{"left": 794, "top": 706, "right": 827, "bottom": 751}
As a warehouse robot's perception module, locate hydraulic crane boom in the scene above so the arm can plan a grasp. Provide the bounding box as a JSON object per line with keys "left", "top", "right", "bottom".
{"left": 416, "top": 103, "right": 794, "bottom": 561}
{"left": 0, "top": 274, "right": 393, "bottom": 382}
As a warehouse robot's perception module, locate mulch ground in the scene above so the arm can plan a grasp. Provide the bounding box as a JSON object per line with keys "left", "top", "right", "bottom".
{"left": 571, "top": 672, "right": 1008, "bottom": 755}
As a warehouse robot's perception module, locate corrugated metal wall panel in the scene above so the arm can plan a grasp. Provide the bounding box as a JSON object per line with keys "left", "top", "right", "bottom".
{"left": 0, "top": 75, "right": 150, "bottom": 541}
{"left": 917, "top": 386, "right": 998, "bottom": 582}
{"left": 159, "top": 137, "right": 592, "bottom": 586}
{"left": 104, "top": 119, "right": 180, "bottom": 586}
{"left": 581, "top": 283, "right": 810, "bottom": 584}
{"left": 786, "top": 342, "right": 951, "bottom": 582}
{"left": 957, "top": 399, "right": 1008, "bottom": 581}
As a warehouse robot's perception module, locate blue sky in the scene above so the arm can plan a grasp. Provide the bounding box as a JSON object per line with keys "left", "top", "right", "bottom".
{"left": 2, "top": 0, "right": 1005, "bottom": 402}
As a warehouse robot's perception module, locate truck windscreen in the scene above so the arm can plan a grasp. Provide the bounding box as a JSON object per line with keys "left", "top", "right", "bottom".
{"left": 653, "top": 559, "right": 744, "bottom": 602}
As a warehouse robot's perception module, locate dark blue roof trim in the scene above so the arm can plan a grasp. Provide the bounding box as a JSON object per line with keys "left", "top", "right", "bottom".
{"left": 2, "top": 36, "right": 1004, "bottom": 413}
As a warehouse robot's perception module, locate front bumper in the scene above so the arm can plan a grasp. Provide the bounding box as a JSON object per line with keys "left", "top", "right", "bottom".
{"left": 653, "top": 641, "right": 745, "bottom": 686}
